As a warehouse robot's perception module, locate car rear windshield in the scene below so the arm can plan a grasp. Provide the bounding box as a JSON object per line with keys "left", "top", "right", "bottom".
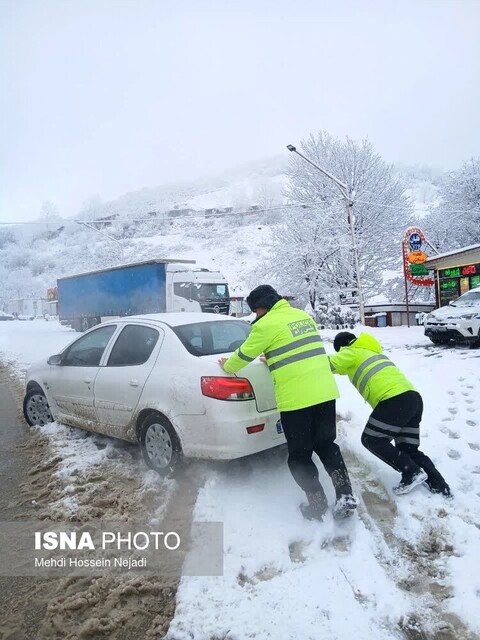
{"left": 173, "top": 320, "right": 251, "bottom": 356}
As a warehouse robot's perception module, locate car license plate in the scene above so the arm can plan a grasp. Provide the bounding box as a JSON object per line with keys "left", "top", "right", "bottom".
{"left": 276, "top": 419, "right": 283, "bottom": 434}
{"left": 436, "top": 327, "right": 447, "bottom": 332}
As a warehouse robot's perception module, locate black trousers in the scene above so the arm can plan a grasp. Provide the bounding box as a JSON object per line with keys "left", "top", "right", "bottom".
{"left": 361, "top": 391, "right": 443, "bottom": 481}
{"left": 280, "top": 400, "right": 353, "bottom": 498}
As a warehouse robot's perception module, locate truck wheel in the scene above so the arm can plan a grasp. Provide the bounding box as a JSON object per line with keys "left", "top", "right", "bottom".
{"left": 139, "top": 413, "right": 183, "bottom": 477}
{"left": 23, "top": 387, "right": 53, "bottom": 426}
{"left": 70, "top": 318, "right": 82, "bottom": 332}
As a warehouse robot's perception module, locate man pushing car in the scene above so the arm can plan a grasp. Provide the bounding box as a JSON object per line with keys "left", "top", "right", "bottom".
{"left": 219, "top": 284, "right": 358, "bottom": 521}
{"left": 329, "top": 331, "right": 451, "bottom": 497}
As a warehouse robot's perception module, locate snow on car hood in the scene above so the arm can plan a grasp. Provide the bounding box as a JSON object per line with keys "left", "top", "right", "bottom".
{"left": 428, "top": 304, "right": 480, "bottom": 320}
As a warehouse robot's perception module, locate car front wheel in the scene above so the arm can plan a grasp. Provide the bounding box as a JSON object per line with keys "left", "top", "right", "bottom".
{"left": 139, "top": 413, "right": 183, "bottom": 477}
{"left": 23, "top": 387, "right": 53, "bottom": 426}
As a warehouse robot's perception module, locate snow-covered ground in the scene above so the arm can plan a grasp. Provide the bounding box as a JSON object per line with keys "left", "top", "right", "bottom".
{"left": 169, "top": 327, "right": 480, "bottom": 640}
{"left": 1, "top": 321, "right": 479, "bottom": 639}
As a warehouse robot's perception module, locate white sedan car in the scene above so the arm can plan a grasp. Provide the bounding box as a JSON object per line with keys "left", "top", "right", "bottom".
{"left": 23, "top": 313, "right": 284, "bottom": 475}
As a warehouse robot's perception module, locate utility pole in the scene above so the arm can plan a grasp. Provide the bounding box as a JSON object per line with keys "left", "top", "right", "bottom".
{"left": 286, "top": 144, "right": 365, "bottom": 324}
{"left": 75, "top": 220, "right": 125, "bottom": 263}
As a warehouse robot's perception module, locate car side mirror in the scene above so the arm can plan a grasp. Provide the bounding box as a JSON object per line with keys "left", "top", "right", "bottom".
{"left": 47, "top": 354, "right": 62, "bottom": 365}
{"left": 448, "top": 301, "right": 454, "bottom": 306}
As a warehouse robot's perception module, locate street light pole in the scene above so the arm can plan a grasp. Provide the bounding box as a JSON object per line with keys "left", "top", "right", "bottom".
{"left": 75, "top": 220, "right": 125, "bottom": 263}
{"left": 286, "top": 144, "right": 365, "bottom": 325}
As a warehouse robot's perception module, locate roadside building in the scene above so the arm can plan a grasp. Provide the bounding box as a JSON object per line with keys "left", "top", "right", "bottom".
{"left": 424, "top": 244, "right": 480, "bottom": 307}
{"left": 7, "top": 298, "right": 49, "bottom": 317}
{"left": 364, "top": 302, "right": 436, "bottom": 327}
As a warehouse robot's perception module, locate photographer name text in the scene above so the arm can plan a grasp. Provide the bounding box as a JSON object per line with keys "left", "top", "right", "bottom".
{"left": 34, "top": 556, "right": 147, "bottom": 569}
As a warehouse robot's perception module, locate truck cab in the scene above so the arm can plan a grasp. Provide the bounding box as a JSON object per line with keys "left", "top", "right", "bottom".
{"left": 167, "top": 264, "right": 230, "bottom": 314}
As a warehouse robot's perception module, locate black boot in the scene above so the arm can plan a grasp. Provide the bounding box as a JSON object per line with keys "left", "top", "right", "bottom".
{"left": 333, "top": 494, "right": 359, "bottom": 519}
{"left": 426, "top": 470, "right": 452, "bottom": 497}
{"left": 328, "top": 468, "right": 358, "bottom": 518}
{"left": 393, "top": 469, "right": 427, "bottom": 495}
{"left": 300, "top": 488, "right": 328, "bottom": 521}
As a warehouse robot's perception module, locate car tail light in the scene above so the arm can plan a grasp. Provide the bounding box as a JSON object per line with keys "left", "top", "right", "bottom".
{"left": 201, "top": 376, "right": 255, "bottom": 401}
{"left": 246, "top": 424, "right": 265, "bottom": 434}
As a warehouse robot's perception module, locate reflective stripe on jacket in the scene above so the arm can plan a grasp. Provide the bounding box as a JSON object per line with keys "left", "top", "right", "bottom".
{"left": 328, "top": 332, "right": 416, "bottom": 408}
{"left": 223, "top": 299, "right": 339, "bottom": 411}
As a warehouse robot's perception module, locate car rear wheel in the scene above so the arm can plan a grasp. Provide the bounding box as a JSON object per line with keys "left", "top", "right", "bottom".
{"left": 23, "top": 387, "right": 53, "bottom": 426}
{"left": 139, "top": 413, "right": 183, "bottom": 477}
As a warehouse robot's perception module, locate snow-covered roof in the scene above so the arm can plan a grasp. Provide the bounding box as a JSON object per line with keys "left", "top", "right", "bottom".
{"left": 425, "top": 243, "right": 480, "bottom": 263}
{"left": 364, "top": 302, "right": 436, "bottom": 312}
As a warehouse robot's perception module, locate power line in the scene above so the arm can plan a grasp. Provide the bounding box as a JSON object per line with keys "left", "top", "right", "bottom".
{"left": 0, "top": 198, "right": 478, "bottom": 227}
{"left": 0, "top": 202, "right": 311, "bottom": 226}
{"left": 354, "top": 197, "right": 480, "bottom": 215}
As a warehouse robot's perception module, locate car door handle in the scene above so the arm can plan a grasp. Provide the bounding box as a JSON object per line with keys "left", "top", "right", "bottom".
{"left": 130, "top": 379, "right": 139, "bottom": 387}
{"left": 83, "top": 376, "right": 91, "bottom": 384}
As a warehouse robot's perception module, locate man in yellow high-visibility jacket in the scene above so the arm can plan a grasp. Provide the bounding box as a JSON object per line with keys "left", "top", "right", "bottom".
{"left": 330, "top": 331, "right": 451, "bottom": 497}
{"left": 219, "top": 285, "right": 358, "bottom": 521}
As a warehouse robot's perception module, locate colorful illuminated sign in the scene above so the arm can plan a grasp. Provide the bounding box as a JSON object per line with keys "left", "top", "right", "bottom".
{"left": 410, "top": 264, "right": 429, "bottom": 276}
{"left": 408, "top": 250, "right": 428, "bottom": 265}
{"left": 408, "top": 233, "right": 422, "bottom": 251}
{"left": 402, "top": 227, "right": 434, "bottom": 286}
{"left": 439, "top": 263, "right": 480, "bottom": 279}
{"left": 440, "top": 279, "right": 458, "bottom": 290}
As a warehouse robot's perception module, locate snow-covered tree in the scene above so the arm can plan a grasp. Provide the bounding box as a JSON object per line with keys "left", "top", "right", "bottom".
{"left": 425, "top": 158, "right": 480, "bottom": 250}
{"left": 273, "top": 131, "right": 412, "bottom": 307}
{"left": 79, "top": 196, "right": 104, "bottom": 222}
{"left": 253, "top": 179, "right": 283, "bottom": 224}
{"left": 265, "top": 203, "right": 353, "bottom": 310}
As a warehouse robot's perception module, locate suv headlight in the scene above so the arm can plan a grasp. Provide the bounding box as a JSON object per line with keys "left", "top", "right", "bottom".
{"left": 459, "top": 312, "right": 477, "bottom": 320}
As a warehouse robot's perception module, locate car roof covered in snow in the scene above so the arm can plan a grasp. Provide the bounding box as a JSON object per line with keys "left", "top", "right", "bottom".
{"left": 113, "top": 312, "right": 241, "bottom": 327}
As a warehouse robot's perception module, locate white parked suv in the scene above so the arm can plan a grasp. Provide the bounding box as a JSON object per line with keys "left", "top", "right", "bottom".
{"left": 424, "top": 286, "right": 480, "bottom": 347}
{"left": 23, "top": 313, "right": 284, "bottom": 475}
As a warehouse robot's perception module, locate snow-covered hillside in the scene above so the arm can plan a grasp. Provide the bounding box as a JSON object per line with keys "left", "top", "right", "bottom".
{"left": 0, "top": 157, "right": 443, "bottom": 305}
{"left": 0, "top": 156, "right": 290, "bottom": 302}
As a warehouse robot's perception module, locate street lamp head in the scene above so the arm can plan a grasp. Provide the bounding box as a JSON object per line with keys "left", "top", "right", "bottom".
{"left": 286, "top": 144, "right": 296, "bottom": 152}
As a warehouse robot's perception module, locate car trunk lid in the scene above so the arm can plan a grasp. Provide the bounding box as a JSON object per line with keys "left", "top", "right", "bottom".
{"left": 200, "top": 354, "right": 276, "bottom": 412}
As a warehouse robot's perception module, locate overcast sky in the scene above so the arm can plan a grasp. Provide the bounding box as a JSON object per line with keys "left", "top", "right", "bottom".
{"left": 1, "top": 0, "right": 479, "bottom": 223}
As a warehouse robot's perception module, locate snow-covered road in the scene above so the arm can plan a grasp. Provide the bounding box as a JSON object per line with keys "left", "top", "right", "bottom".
{"left": 1, "top": 321, "right": 479, "bottom": 640}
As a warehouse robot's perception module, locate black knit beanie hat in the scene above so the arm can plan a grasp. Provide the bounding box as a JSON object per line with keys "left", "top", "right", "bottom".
{"left": 246, "top": 285, "right": 282, "bottom": 312}
{"left": 333, "top": 331, "right": 357, "bottom": 352}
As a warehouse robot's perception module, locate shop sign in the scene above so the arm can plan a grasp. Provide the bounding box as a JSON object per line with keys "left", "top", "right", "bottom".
{"left": 410, "top": 263, "right": 429, "bottom": 276}
{"left": 408, "top": 250, "right": 428, "bottom": 265}
{"left": 402, "top": 227, "right": 434, "bottom": 286}
{"left": 440, "top": 279, "right": 457, "bottom": 290}
{"left": 439, "top": 264, "right": 480, "bottom": 279}
{"left": 47, "top": 287, "right": 58, "bottom": 301}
